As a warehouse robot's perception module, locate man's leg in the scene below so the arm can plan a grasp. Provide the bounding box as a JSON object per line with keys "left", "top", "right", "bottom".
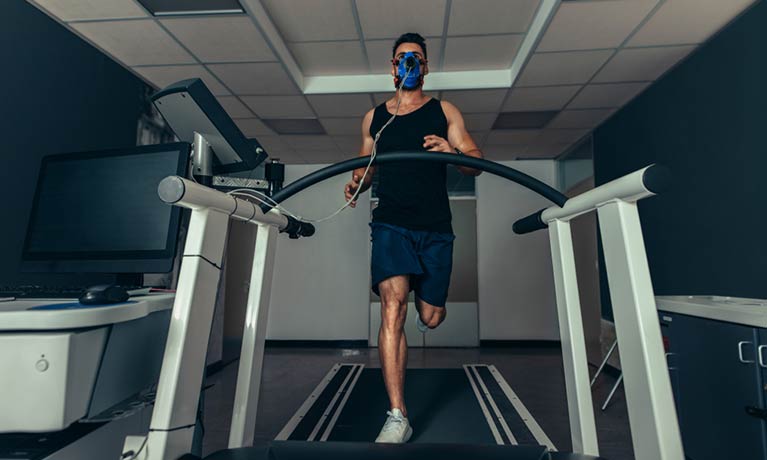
{"left": 415, "top": 296, "right": 447, "bottom": 329}
{"left": 378, "top": 275, "right": 410, "bottom": 416}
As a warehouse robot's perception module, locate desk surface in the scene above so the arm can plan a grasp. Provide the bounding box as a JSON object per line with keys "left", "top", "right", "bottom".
{"left": 656, "top": 295, "right": 767, "bottom": 328}
{"left": 0, "top": 293, "right": 175, "bottom": 330}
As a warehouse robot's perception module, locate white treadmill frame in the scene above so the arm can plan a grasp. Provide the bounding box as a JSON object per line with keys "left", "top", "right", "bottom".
{"left": 125, "top": 166, "right": 683, "bottom": 460}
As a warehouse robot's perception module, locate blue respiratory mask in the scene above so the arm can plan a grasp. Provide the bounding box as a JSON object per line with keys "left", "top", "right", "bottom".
{"left": 394, "top": 51, "right": 423, "bottom": 89}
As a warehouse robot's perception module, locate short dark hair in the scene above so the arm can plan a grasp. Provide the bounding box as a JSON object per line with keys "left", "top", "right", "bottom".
{"left": 392, "top": 33, "right": 427, "bottom": 60}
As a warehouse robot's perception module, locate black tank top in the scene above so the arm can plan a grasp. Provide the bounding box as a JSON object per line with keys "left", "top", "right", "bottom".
{"left": 370, "top": 98, "right": 452, "bottom": 234}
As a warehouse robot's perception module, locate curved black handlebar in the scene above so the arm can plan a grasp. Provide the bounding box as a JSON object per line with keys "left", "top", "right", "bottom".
{"left": 512, "top": 209, "right": 547, "bottom": 235}
{"left": 261, "top": 152, "right": 569, "bottom": 213}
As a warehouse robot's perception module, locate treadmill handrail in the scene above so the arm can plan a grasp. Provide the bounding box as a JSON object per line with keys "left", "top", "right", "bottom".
{"left": 261, "top": 151, "right": 569, "bottom": 212}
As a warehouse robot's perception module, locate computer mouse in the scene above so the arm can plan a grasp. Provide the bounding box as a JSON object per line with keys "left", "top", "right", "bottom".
{"left": 78, "top": 284, "right": 130, "bottom": 305}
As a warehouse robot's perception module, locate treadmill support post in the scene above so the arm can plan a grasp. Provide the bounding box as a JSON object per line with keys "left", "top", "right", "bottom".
{"left": 597, "top": 200, "right": 684, "bottom": 460}
{"left": 548, "top": 219, "right": 599, "bottom": 456}
{"left": 228, "top": 223, "right": 279, "bottom": 448}
{"left": 124, "top": 208, "right": 230, "bottom": 460}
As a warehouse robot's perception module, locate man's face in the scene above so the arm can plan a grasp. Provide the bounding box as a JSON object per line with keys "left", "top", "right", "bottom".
{"left": 391, "top": 43, "right": 428, "bottom": 79}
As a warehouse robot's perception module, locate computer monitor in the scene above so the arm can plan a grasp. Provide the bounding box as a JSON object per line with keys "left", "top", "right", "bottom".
{"left": 21, "top": 143, "right": 190, "bottom": 274}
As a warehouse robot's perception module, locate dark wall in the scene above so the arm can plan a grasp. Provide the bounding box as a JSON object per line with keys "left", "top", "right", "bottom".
{"left": 0, "top": 1, "right": 152, "bottom": 284}
{"left": 594, "top": 1, "right": 767, "bottom": 319}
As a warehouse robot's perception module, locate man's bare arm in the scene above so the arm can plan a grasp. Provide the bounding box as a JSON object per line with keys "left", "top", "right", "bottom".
{"left": 442, "top": 100, "right": 483, "bottom": 176}
{"left": 343, "top": 109, "right": 376, "bottom": 207}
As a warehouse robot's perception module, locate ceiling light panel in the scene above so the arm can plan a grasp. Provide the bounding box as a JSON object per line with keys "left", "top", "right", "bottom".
{"left": 629, "top": 0, "right": 756, "bottom": 47}
{"left": 160, "top": 16, "right": 275, "bottom": 62}
{"left": 547, "top": 109, "right": 614, "bottom": 129}
{"left": 441, "top": 89, "right": 508, "bottom": 113}
{"left": 261, "top": 119, "right": 326, "bottom": 135}
{"left": 567, "top": 82, "right": 649, "bottom": 109}
{"left": 537, "top": 0, "right": 658, "bottom": 52}
{"left": 135, "top": 65, "right": 230, "bottom": 95}
{"left": 207, "top": 62, "right": 300, "bottom": 95}
{"left": 365, "top": 38, "right": 443, "bottom": 73}
{"left": 516, "top": 50, "right": 613, "bottom": 86}
{"left": 307, "top": 94, "right": 375, "bottom": 117}
{"left": 503, "top": 85, "right": 582, "bottom": 111}
{"left": 260, "top": 0, "right": 359, "bottom": 41}
{"left": 355, "top": 0, "right": 447, "bottom": 40}
{"left": 241, "top": 95, "right": 315, "bottom": 118}
{"left": 290, "top": 41, "right": 368, "bottom": 76}
{"left": 447, "top": 0, "right": 539, "bottom": 35}
{"left": 216, "top": 96, "right": 255, "bottom": 118}
{"left": 593, "top": 45, "right": 695, "bottom": 83}
{"left": 34, "top": 0, "right": 148, "bottom": 21}
{"left": 72, "top": 20, "right": 195, "bottom": 65}
{"left": 443, "top": 35, "right": 524, "bottom": 71}
{"left": 137, "top": 0, "right": 244, "bottom": 16}
{"left": 235, "top": 118, "right": 276, "bottom": 136}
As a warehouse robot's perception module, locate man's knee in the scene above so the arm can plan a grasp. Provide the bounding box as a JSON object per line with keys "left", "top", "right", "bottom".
{"left": 380, "top": 288, "right": 408, "bottom": 329}
{"left": 425, "top": 308, "right": 446, "bottom": 329}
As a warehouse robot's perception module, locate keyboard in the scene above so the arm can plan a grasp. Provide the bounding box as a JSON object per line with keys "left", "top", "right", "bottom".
{"left": 0, "top": 285, "right": 143, "bottom": 299}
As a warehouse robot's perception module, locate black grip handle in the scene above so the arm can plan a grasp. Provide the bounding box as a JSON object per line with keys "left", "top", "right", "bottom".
{"left": 512, "top": 209, "right": 547, "bottom": 235}
{"left": 281, "top": 216, "right": 315, "bottom": 239}
{"left": 642, "top": 164, "right": 672, "bottom": 195}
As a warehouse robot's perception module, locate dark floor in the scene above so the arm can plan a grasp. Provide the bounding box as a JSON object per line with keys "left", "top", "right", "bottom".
{"left": 201, "top": 346, "right": 633, "bottom": 460}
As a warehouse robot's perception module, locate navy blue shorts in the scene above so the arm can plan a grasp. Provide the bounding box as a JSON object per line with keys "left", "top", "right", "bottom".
{"left": 370, "top": 222, "right": 455, "bottom": 307}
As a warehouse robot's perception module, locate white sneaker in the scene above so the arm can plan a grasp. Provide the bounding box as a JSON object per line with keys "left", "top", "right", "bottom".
{"left": 375, "top": 408, "right": 413, "bottom": 443}
{"left": 416, "top": 314, "right": 429, "bottom": 333}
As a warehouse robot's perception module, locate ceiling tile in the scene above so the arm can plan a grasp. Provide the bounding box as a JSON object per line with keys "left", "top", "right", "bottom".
{"left": 593, "top": 45, "right": 696, "bottom": 83}
{"left": 271, "top": 151, "right": 306, "bottom": 164}
{"left": 321, "top": 118, "right": 363, "bottom": 136}
{"left": 517, "top": 50, "right": 613, "bottom": 86}
{"left": 134, "top": 65, "right": 230, "bottom": 95}
{"left": 301, "top": 151, "right": 347, "bottom": 164}
{"left": 365, "top": 38, "right": 443, "bottom": 73}
{"left": 160, "top": 16, "right": 275, "bottom": 63}
{"left": 482, "top": 145, "right": 529, "bottom": 161}
{"left": 262, "top": 118, "right": 325, "bottom": 135}
{"left": 290, "top": 41, "right": 368, "bottom": 76}
{"left": 261, "top": 0, "right": 358, "bottom": 41}
{"left": 568, "top": 82, "right": 650, "bottom": 109}
{"left": 523, "top": 143, "right": 573, "bottom": 158}
{"left": 448, "top": 0, "right": 538, "bottom": 35}
{"left": 307, "top": 94, "right": 374, "bottom": 117}
{"left": 256, "top": 135, "right": 292, "bottom": 152}
{"left": 547, "top": 109, "right": 615, "bottom": 129}
{"left": 217, "top": 96, "right": 255, "bottom": 118}
{"left": 71, "top": 20, "right": 194, "bottom": 66}
{"left": 537, "top": 0, "right": 658, "bottom": 52}
{"left": 282, "top": 135, "right": 338, "bottom": 151}
{"left": 34, "top": 0, "right": 148, "bottom": 21}
{"left": 462, "top": 113, "right": 499, "bottom": 131}
{"left": 207, "top": 62, "right": 300, "bottom": 95}
{"left": 235, "top": 118, "right": 275, "bottom": 137}
{"left": 443, "top": 35, "right": 524, "bottom": 71}
{"left": 332, "top": 136, "right": 362, "bottom": 156}
{"left": 241, "top": 95, "right": 315, "bottom": 118}
{"left": 486, "top": 129, "right": 541, "bottom": 145}
{"left": 493, "top": 111, "right": 558, "bottom": 129}
{"left": 503, "top": 86, "right": 581, "bottom": 111}
{"left": 355, "top": 0, "right": 447, "bottom": 40}
{"left": 629, "top": 0, "right": 756, "bottom": 47}
{"left": 538, "top": 129, "right": 589, "bottom": 144}
{"left": 441, "top": 89, "right": 508, "bottom": 113}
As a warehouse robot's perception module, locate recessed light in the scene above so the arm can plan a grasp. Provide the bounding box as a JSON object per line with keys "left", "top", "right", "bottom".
{"left": 137, "top": 0, "right": 245, "bottom": 16}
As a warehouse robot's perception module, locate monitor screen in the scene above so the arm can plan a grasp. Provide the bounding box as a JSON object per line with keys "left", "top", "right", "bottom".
{"left": 22, "top": 143, "right": 190, "bottom": 273}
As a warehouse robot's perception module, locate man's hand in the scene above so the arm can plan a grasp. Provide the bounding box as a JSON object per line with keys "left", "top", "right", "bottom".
{"left": 344, "top": 174, "right": 362, "bottom": 208}
{"left": 423, "top": 134, "right": 453, "bottom": 153}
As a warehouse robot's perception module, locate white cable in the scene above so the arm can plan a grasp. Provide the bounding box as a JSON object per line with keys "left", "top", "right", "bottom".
{"left": 227, "top": 68, "right": 413, "bottom": 224}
